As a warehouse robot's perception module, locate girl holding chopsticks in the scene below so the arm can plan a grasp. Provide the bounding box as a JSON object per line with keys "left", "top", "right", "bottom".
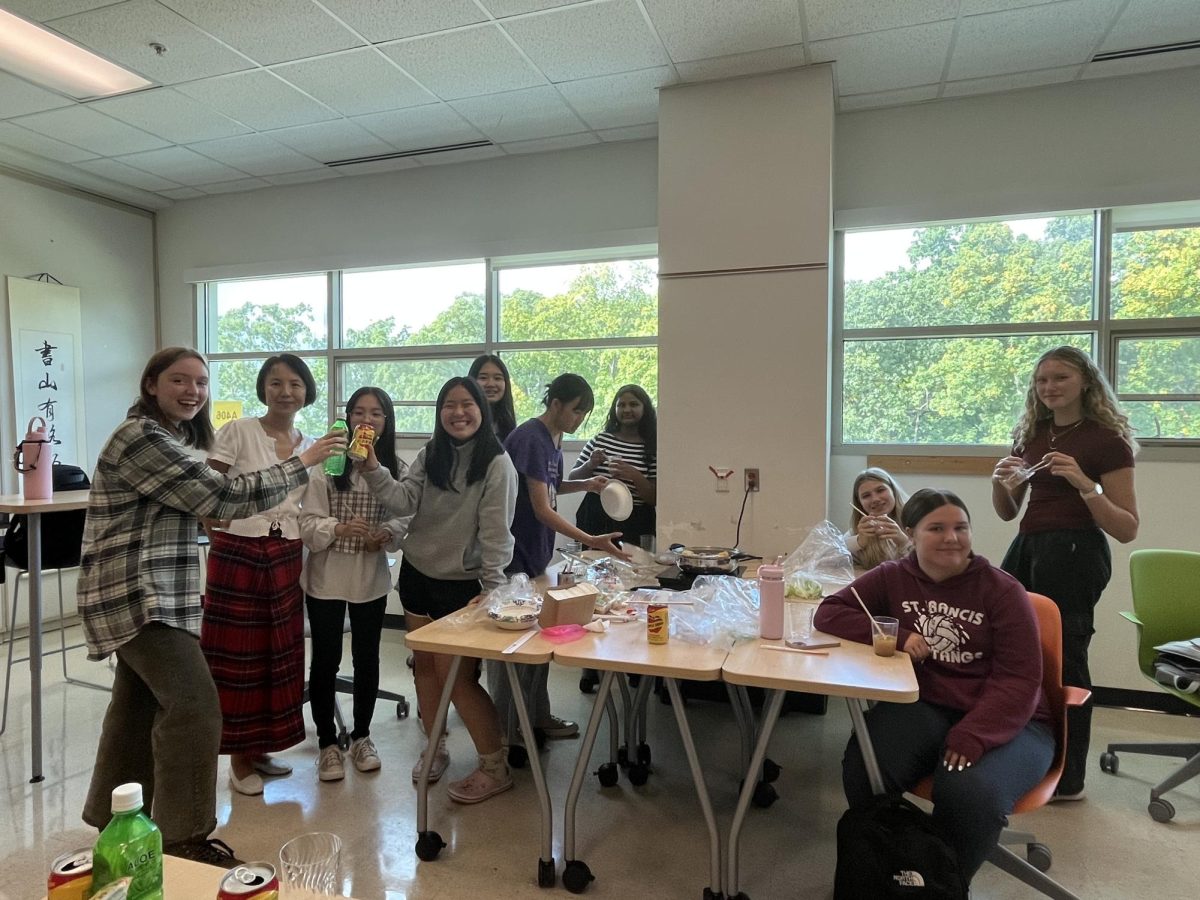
{"left": 991, "top": 346, "right": 1139, "bottom": 800}
{"left": 844, "top": 467, "right": 911, "bottom": 569}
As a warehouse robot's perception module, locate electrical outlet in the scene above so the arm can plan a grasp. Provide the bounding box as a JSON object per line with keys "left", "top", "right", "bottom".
{"left": 745, "top": 468, "right": 760, "bottom": 492}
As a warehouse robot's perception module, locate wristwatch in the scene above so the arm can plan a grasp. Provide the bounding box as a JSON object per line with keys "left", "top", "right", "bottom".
{"left": 1079, "top": 482, "right": 1103, "bottom": 499}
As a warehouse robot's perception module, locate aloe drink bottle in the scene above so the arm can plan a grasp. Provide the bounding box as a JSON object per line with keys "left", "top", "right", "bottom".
{"left": 91, "top": 782, "right": 163, "bottom": 899}
{"left": 323, "top": 418, "right": 349, "bottom": 476}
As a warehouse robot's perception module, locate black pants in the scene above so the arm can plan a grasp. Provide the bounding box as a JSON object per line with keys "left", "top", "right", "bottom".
{"left": 1001, "top": 527, "right": 1111, "bottom": 793}
{"left": 305, "top": 595, "right": 387, "bottom": 749}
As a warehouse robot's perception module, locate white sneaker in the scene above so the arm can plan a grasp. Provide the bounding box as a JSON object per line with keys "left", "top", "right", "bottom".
{"left": 349, "top": 736, "right": 381, "bottom": 773}
{"left": 410, "top": 735, "right": 450, "bottom": 783}
{"left": 318, "top": 745, "right": 345, "bottom": 782}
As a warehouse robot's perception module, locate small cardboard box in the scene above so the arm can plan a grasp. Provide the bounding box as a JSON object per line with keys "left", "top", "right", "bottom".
{"left": 539, "top": 582, "right": 599, "bottom": 628}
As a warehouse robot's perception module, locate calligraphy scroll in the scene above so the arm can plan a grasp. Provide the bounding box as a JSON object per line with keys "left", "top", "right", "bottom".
{"left": 6, "top": 277, "right": 87, "bottom": 468}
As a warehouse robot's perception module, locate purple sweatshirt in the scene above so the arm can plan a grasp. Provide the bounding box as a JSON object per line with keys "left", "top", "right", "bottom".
{"left": 814, "top": 554, "right": 1051, "bottom": 763}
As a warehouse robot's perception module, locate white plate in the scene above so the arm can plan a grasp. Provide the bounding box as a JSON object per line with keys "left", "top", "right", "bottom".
{"left": 600, "top": 480, "right": 634, "bottom": 521}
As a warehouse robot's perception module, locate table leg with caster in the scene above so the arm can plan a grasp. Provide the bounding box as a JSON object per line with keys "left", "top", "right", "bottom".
{"left": 414, "top": 655, "right": 460, "bottom": 862}
{"left": 563, "top": 669, "right": 617, "bottom": 894}
{"left": 505, "top": 660, "right": 556, "bottom": 888}
{"left": 726, "top": 688, "right": 786, "bottom": 899}
{"left": 665, "top": 677, "right": 723, "bottom": 900}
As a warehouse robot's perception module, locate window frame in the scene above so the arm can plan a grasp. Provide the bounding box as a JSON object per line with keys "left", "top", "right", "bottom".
{"left": 197, "top": 248, "right": 659, "bottom": 440}
{"left": 834, "top": 207, "right": 1200, "bottom": 456}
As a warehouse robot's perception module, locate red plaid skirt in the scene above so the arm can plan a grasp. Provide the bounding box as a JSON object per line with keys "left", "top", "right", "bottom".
{"left": 200, "top": 531, "right": 305, "bottom": 754}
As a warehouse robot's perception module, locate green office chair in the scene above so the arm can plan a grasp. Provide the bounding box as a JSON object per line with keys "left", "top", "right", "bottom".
{"left": 1099, "top": 549, "right": 1200, "bottom": 823}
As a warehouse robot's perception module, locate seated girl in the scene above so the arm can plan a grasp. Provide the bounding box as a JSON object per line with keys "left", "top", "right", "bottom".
{"left": 814, "top": 488, "right": 1054, "bottom": 882}
{"left": 844, "top": 467, "right": 911, "bottom": 569}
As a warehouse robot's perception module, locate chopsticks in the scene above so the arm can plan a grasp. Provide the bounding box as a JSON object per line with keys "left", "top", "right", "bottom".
{"left": 760, "top": 643, "right": 828, "bottom": 656}
{"left": 853, "top": 503, "right": 898, "bottom": 554}
{"left": 502, "top": 630, "right": 539, "bottom": 654}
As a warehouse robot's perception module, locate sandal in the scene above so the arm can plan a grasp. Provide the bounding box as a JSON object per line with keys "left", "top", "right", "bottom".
{"left": 447, "top": 767, "right": 513, "bottom": 804}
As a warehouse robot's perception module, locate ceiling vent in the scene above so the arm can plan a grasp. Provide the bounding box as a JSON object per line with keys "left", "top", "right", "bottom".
{"left": 1092, "top": 39, "right": 1200, "bottom": 63}
{"left": 324, "top": 140, "right": 494, "bottom": 167}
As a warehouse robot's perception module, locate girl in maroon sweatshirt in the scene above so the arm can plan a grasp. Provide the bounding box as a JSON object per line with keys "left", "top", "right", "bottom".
{"left": 815, "top": 488, "right": 1054, "bottom": 881}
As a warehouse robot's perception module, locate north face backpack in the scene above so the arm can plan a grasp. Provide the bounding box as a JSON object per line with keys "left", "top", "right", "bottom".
{"left": 0, "top": 463, "right": 90, "bottom": 581}
{"left": 834, "top": 794, "right": 968, "bottom": 899}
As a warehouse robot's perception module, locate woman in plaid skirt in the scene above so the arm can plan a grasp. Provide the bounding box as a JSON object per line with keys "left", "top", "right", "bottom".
{"left": 200, "top": 354, "right": 320, "bottom": 797}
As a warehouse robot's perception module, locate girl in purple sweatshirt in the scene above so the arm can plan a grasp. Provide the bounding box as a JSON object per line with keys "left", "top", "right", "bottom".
{"left": 815, "top": 488, "right": 1054, "bottom": 881}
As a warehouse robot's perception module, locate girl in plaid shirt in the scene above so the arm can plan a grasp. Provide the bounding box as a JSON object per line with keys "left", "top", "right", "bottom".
{"left": 79, "top": 348, "right": 343, "bottom": 865}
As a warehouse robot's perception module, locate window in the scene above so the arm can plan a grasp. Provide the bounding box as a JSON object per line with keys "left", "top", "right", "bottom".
{"left": 839, "top": 211, "right": 1200, "bottom": 447}
{"left": 200, "top": 251, "right": 658, "bottom": 437}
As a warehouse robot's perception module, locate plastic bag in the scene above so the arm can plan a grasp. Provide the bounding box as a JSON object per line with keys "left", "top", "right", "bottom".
{"left": 443, "top": 573, "right": 540, "bottom": 629}
{"left": 781, "top": 521, "right": 854, "bottom": 598}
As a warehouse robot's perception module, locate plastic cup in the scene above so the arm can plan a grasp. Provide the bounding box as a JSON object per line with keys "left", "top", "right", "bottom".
{"left": 639, "top": 534, "right": 657, "bottom": 554}
{"left": 872, "top": 617, "right": 899, "bottom": 657}
{"left": 1001, "top": 466, "right": 1033, "bottom": 490}
{"left": 279, "top": 832, "right": 341, "bottom": 897}
{"left": 786, "top": 601, "right": 816, "bottom": 645}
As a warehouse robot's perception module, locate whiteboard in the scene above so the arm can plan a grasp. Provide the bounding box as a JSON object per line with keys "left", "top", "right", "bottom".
{"left": 6, "top": 277, "right": 87, "bottom": 468}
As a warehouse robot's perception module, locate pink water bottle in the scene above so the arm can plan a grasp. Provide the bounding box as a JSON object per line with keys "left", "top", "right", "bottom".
{"left": 758, "top": 561, "right": 785, "bottom": 640}
{"left": 15, "top": 416, "right": 53, "bottom": 500}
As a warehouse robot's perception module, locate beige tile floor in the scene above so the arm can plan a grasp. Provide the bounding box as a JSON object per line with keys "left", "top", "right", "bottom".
{"left": 1, "top": 625, "right": 1197, "bottom": 900}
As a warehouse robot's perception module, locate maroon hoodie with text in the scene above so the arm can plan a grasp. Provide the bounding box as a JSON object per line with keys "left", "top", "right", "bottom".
{"left": 814, "top": 553, "right": 1052, "bottom": 763}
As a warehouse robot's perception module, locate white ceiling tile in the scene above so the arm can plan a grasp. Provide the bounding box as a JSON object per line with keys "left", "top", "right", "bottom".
{"left": 75, "top": 156, "right": 184, "bottom": 190}
{"left": 89, "top": 87, "right": 250, "bottom": 143}
{"left": 415, "top": 144, "right": 507, "bottom": 166}
{"left": 499, "top": 132, "right": 600, "bottom": 154}
{"left": 7, "top": 1, "right": 115, "bottom": 21}
{"left": 449, "top": 85, "right": 586, "bottom": 142}
{"left": 839, "top": 84, "right": 940, "bottom": 111}
{"left": 643, "top": 0, "right": 801, "bottom": 62}
{"left": 262, "top": 168, "right": 346, "bottom": 185}
{"left": 0, "top": 122, "right": 97, "bottom": 163}
{"left": 950, "top": 0, "right": 1122, "bottom": 81}
{"left": 176, "top": 71, "right": 338, "bottom": 130}
{"left": 272, "top": 49, "right": 436, "bottom": 116}
{"left": 942, "top": 65, "right": 1081, "bottom": 97}
{"left": 12, "top": 105, "right": 170, "bottom": 155}
{"left": 0, "top": 72, "right": 74, "bottom": 119}
{"left": 1099, "top": 0, "right": 1200, "bottom": 53}
{"left": 805, "top": 0, "right": 957, "bottom": 41}
{"left": 264, "top": 119, "right": 395, "bottom": 162}
{"left": 113, "top": 145, "right": 250, "bottom": 185}
{"left": 480, "top": 1, "right": 591, "bottom": 16}
{"left": 1083, "top": 50, "right": 1200, "bottom": 80}
{"left": 810, "top": 21, "right": 954, "bottom": 95}
{"left": 48, "top": 0, "right": 254, "bottom": 84}
{"left": 380, "top": 24, "right": 544, "bottom": 99}
{"left": 353, "top": 105, "right": 487, "bottom": 151}
{"left": 158, "top": 185, "right": 207, "bottom": 199}
{"left": 596, "top": 123, "right": 657, "bottom": 141}
{"left": 158, "top": 0, "right": 361, "bottom": 66}
{"left": 673, "top": 44, "right": 807, "bottom": 82}
{"left": 187, "top": 133, "right": 322, "bottom": 175}
{"left": 196, "top": 177, "right": 273, "bottom": 194}
{"left": 320, "top": 0, "right": 487, "bottom": 42}
{"left": 556, "top": 67, "right": 672, "bottom": 130}
{"left": 960, "top": 0, "right": 1064, "bottom": 12}
{"left": 504, "top": 0, "right": 667, "bottom": 81}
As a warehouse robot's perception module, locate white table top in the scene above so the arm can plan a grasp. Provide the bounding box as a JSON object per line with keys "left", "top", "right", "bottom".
{"left": 722, "top": 634, "right": 919, "bottom": 702}
{"left": 403, "top": 614, "right": 556, "bottom": 663}
{"left": 552, "top": 621, "right": 728, "bottom": 681}
{"left": 0, "top": 490, "right": 90, "bottom": 514}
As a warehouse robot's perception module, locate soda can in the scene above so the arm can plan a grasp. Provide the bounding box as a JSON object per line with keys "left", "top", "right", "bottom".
{"left": 218, "top": 862, "right": 280, "bottom": 899}
{"left": 48, "top": 848, "right": 92, "bottom": 900}
{"left": 346, "top": 424, "right": 376, "bottom": 461}
{"left": 647, "top": 604, "right": 669, "bottom": 644}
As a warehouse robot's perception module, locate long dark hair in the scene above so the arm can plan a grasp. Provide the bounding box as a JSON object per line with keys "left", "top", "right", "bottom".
{"left": 335, "top": 386, "right": 398, "bottom": 491}
{"left": 130, "top": 347, "right": 215, "bottom": 450}
{"left": 468, "top": 353, "right": 516, "bottom": 440}
{"left": 602, "top": 383, "right": 657, "bottom": 463}
{"left": 256, "top": 353, "right": 317, "bottom": 406}
{"left": 900, "top": 488, "right": 971, "bottom": 530}
{"left": 426, "top": 377, "right": 505, "bottom": 491}
{"left": 542, "top": 373, "right": 594, "bottom": 413}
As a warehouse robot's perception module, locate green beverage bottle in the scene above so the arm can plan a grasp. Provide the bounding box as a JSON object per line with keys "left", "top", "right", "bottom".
{"left": 323, "top": 418, "right": 349, "bottom": 476}
{"left": 91, "top": 782, "right": 163, "bottom": 900}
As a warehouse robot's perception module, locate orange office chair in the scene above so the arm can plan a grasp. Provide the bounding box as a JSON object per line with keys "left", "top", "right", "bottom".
{"left": 910, "top": 592, "right": 1089, "bottom": 900}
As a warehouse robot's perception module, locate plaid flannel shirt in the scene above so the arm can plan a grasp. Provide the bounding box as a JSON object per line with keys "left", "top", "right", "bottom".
{"left": 79, "top": 416, "right": 309, "bottom": 660}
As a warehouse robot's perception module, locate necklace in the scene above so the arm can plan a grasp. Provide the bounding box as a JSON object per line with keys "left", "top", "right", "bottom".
{"left": 1048, "top": 419, "right": 1084, "bottom": 449}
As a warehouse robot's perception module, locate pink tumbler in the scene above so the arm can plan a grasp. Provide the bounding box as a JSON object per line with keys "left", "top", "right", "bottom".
{"left": 14, "top": 416, "right": 53, "bottom": 500}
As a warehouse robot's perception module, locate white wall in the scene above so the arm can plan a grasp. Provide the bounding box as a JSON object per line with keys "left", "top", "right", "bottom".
{"left": 1, "top": 167, "right": 157, "bottom": 627}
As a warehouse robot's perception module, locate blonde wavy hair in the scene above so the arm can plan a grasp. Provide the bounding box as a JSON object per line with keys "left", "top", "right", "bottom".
{"left": 849, "top": 468, "right": 910, "bottom": 570}
{"left": 1012, "top": 346, "right": 1139, "bottom": 454}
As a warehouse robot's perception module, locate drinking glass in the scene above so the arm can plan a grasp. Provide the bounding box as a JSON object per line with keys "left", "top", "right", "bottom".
{"left": 872, "top": 617, "right": 899, "bottom": 657}
{"left": 279, "top": 832, "right": 342, "bottom": 897}
{"left": 786, "top": 601, "right": 816, "bottom": 645}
